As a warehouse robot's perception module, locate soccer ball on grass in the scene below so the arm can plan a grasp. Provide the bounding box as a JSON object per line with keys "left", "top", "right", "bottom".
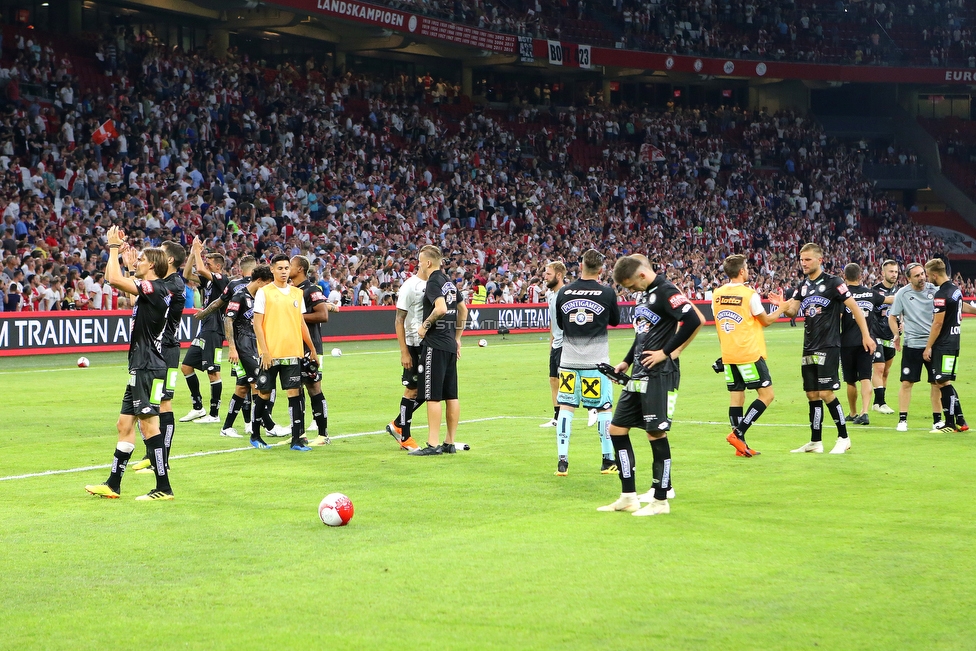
{"left": 319, "top": 493, "right": 354, "bottom": 526}
{"left": 478, "top": 339, "right": 488, "bottom": 347}
{"left": 77, "top": 357, "right": 90, "bottom": 368}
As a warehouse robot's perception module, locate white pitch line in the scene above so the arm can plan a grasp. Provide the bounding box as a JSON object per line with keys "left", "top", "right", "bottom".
{"left": 683, "top": 419, "right": 942, "bottom": 433}
{"left": 0, "top": 365, "right": 129, "bottom": 375}
{"left": 0, "top": 340, "right": 558, "bottom": 375}
{"left": 0, "top": 416, "right": 517, "bottom": 482}
{"left": 0, "top": 414, "right": 943, "bottom": 483}
{"left": 685, "top": 419, "right": 812, "bottom": 429}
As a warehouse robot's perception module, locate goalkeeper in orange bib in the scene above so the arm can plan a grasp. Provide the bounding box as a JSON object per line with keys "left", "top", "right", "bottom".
{"left": 712, "top": 255, "right": 791, "bottom": 457}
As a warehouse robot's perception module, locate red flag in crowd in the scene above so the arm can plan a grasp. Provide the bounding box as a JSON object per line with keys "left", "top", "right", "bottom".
{"left": 639, "top": 143, "right": 666, "bottom": 163}
{"left": 91, "top": 119, "right": 118, "bottom": 145}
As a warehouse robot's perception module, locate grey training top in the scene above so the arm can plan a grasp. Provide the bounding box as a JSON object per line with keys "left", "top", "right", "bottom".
{"left": 547, "top": 288, "right": 563, "bottom": 349}
{"left": 889, "top": 282, "right": 938, "bottom": 349}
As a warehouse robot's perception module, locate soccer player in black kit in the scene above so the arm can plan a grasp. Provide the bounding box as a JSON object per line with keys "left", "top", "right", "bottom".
{"left": 291, "top": 255, "right": 340, "bottom": 446}
{"left": 223, "top": 264, "right": 275, "bottom": 447}
{"left": 85, "top": 227, "right": 176, "bottom": 501}
{"left": 601, "top": 255, "right": 703, "bottom": 516}
{"left": 131, "top": 240, "right": 187, "bottom": 475}
{"left": 195, "top": 255, "right": 256, "bottom": 322}
{"left": 871, "top": 260, "right": 900, "bottom": 414}
{"left": 409, "top": 245, "right": 468, "bottom": 456}
{"left": 923, "top": 258, "right": 969, "bottom": 433}
{"left": 195, "top": 255, "right": 264, "bottom": 433}
{"left": 180, "top": 237, "right": 229, "bottom": 424}
{"left": 776, "top": 244, "right": 875, "bottom": 454}
{"left": 839, "top": 263, "right": 893, "bottom": 425}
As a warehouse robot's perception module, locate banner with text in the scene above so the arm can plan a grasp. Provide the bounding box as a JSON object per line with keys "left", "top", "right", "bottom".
{"left": 272, "top": 0, "right": 976, "bottom": 84}
{"left": 287, "top": 0, "right": 516, "bottom": 52}
{"left": 530, "top": 39, "right": 976, "bottom": 85}
{"left": 0, "top": 301, "right": 801, "bottom": 357}
{"left": 546, "top": 40, "right": 591, "bottom": 68}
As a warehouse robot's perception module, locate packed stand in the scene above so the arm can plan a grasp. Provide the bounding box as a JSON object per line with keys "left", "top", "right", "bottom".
{"left": 919, "top": 116, "right": 976, "bottom": 203}
{"left": 0, "top": 28, "right": 953, "bottom": 315}
{"left": 379, "top": 0, "right": 976, "bottom": 68}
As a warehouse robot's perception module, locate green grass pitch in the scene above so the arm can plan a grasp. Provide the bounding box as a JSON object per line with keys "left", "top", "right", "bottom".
{"left": 1, "top": 324, "right": 974, "bottom": 650}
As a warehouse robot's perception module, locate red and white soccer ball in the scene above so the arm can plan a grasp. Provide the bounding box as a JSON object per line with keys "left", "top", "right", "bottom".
{"left": 77, "top": 357, "right": 90, "bottom": 368}
{"left": 478, "top": 339, "right": 488, "bottom": 347}
{"left": 318, "top": 493, "right": 354, "bottom": 527}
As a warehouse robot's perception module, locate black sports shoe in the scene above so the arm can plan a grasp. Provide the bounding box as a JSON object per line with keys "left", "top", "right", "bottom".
{"left": 438, "top": 443, "right": 457, "bottom": 454}
{"left": 555, "top": 459, "right": 569, "bottom": 476}
{"left": 600, "top": 458, "right": 618, "bottom": 474}
{"left": 408, "top": 444, "right": 442, "bottom": 456}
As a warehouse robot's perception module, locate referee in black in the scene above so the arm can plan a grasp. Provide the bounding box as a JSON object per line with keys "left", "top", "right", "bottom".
{"left": 409, "top": 245, "right": 468, "bottom": 456}
{"left": 601, "top": 254, "right": 703, "bottom": 516}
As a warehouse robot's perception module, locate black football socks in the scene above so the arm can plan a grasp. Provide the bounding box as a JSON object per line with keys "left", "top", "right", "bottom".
{"left": 951, "top": 386, "right": 965, "bottom": 423}
{"left": 736, "top": 399, "right": 767, "bottom": 441}
{"left": 185, "top": 373, "right": 203, "bottom": 410}
{"left": 107, "top": 442, "right": 134, "bottom": 493}
{"left": 224, "top": 395, "right": 243, "bottom": 430}
{"left": 242, "top": 395, "right": 252, "bottom": 424}
{"left": 395, "top": 396, "right": 414, "bottom": 440}
{"left": 310, "top": 391, "right": 329, "bottom": 435}
{"left": 809, "top": 400, "right": 824, "bottom": 442}
{"left": 160, "top": 411, "right": 175, "bottom": 467}
{"left": 650, "top": 437, "right": 672, "bottom": 501}
{"left": 252, "top": 396, "right": 268, "bottom": 440}
{"left": 209, "top": 380, "right": 222, "bottom": 418}
{"left": 729, "top": 405, "right": 743, "bottom": 430}
{"left": 145, "top": 434, "right": 171, "bottom": 493}
{"left": 940, "top": 385, "right": 956, "bottom": 428}
{"left": 874, "top": 386, "right": 885, "bottom": 406}
{"left": 610, "top": 434, "right": 636, "bottom": 494}
{"left": 826, "top": 398, "right": 848, "bottom": 438}
{"left": 288, "top": 395, "right": 305, "bottom": 445}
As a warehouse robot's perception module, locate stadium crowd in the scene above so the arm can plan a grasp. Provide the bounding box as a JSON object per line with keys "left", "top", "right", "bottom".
{"left": 380, "top": 0, "right": 976, "bottom": 67}
{"left": 0, "top": 27, "right": 965, "bottom": 315}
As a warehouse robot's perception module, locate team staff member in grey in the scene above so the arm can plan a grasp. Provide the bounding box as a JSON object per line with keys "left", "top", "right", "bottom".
{"left": 888, "top": 263, "right": 942, "bottom": 432}
{"left": 540, "top": 261, "right": 567, "bottom": 428}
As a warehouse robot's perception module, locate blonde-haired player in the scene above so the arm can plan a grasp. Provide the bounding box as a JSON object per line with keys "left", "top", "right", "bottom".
{"left": 540, "top": 260, "right": 567, "bottom": 428}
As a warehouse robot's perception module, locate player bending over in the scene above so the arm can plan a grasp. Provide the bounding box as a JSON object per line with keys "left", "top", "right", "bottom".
{"left": 221, "top": 265, "right": 275, "bottom": 446}
{"left": 599, "top": 254, "right": 702, "bottom": 516}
